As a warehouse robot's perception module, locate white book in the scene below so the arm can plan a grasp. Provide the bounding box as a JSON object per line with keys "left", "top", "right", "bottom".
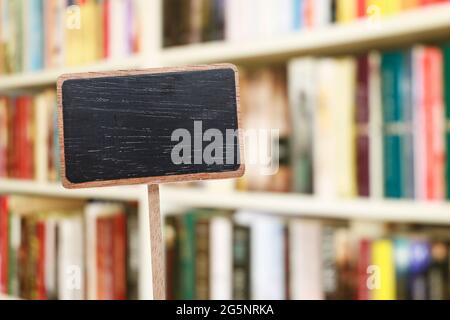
{"left": 209, "top": 216, "right": 232, "bottom": 300}
{"left": 289, "top": 220, "right": 323, "bottom": 300}
{"left": 278, "top": 0, "right": 293, "bottom": 34}
{"left": 235, "top": 212, "right": 286, "bottom": 300}
{"left": 57, "top": 214, "right": 85, "bottom": 300}
{"left": 109, "top": 0, "right": 128, "bottom": 59}
{"left": 225, "top": 0, "right": 239, "bottom": 42}
{"left": 369, "top": 52, "right": 384, "bottom": 198}
{"left": 314, "top": 0, "right": 332, "bottom": 27}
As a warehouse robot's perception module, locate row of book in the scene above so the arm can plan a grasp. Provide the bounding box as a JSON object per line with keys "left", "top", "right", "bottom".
{"left": 0, "top": 195, "right": 139, "bottom": 300}
{"left": 288, "top": 44, "right": 450, "bottom": 200}
{"left": 163, "top": 0, "right": 450, "bottom": 47}
{"left": 165, "top": 209, "right": 450, "bottom": 300}
{"left": 0, "top": 0, "right": 140, "bottom": 75}
{"left": 0, "top": 90, "right": 59, "bottom": 181}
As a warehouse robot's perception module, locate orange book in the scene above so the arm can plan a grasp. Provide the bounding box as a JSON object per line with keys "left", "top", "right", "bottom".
{"left": 112, "top": 214, "right": 127, "bottom": 300}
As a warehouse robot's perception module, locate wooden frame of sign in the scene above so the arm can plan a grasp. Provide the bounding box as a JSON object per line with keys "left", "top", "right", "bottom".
{"left": 57, "top": 64, "right": 245, "bottom": 300}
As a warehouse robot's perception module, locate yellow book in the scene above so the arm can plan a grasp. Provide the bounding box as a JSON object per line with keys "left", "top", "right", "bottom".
{"left": 65, "top": 3, "right": 83, "bottom": 66}
{"left": 335, "top": 58, "right": 357, "bottom": 197}
{"left": 372, "top": 239, "right": 396, "bottom": 300}
{"left": 337, "top": 0, "right": 357, "bottom": 23}
{"left": 384, "top": 0, "right": 402, "bottom": 16}
{"left": 81, "top": 0, "right": 100, "bottom": 64}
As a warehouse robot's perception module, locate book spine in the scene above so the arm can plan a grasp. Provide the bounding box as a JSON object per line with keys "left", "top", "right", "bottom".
{"left": 381, "top": 51, "right": 404, "bottom": 198}
{"left": 372, "top": 239, "right": 396, "bottom": 300}
{"left": 232, "top": 225, "right": 250, "bottom": 300}
{"left": 0, "top": 196, "right": 8, "bottom": 294}
{"left": 356, "top": 55, "right": 371, "bottom": 197}
{"left": 195, "top": 218, "right": 209, "bottom": 300}
{"left": 210, "top": 216, "right": 232, "bottom": 300}
{"left": 0, "top": 98, "right": 7, "bottom": 177}
{"left": 402, "top": 50, "right": 415, "bottom": 199}
{"left": 357, "top": 239, "right": 371, "bottom": 300}
{"left": 443, "top": 44, "right": 450, "bottom": 199}
{"left": 113, "top": 213, "right": 126, "bottom": 300}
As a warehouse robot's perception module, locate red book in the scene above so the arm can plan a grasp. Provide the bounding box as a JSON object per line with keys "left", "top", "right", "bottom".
{"left": 0, "top": 197, "right": 8, "bottom": 294}
{"left": 36, "top": 221, "right": 47, "bottom": 300}
{"left": 357, "top": 239, "right": 372, "bottom": 300}
{"left": 0, "top": 98, "right": 8, "bottom": 177}
{"left": 96, "top": 217, "right": 106, "bottom": 300}
{"left": 13, "top": 97, "right": 34, "bottom": 179}
{"left": 112, "top": 214, "right": 127, "bottom": 300}
{"left": 422, "top": 48, "right": 445, "bottom": 200}
{"left": 97, "top": 216, "right": 114, "bottom": 300}
{"left": 357, "top": 0, "right": 367, "bottom": 18}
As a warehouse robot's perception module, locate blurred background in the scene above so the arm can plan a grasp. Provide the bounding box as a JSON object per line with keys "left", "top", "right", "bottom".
{"left": 1, "top": 0, "right": 450, "bottom": 300}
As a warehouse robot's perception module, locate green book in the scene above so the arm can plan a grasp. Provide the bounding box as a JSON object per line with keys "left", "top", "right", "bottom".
{"left": 178, "top": 212, "right": 197, "bottom": 300}
{"left": 443, "top": 44, "right": 450, "bottom": 199}
{"left": 381, "top": 51, "right": 405, "bottom": 198}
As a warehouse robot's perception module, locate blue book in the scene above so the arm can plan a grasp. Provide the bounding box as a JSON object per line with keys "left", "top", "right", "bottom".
{"left": 25, "top": 0, "right": 44, "bottom": 71}
{"left": 381, "top": 51, "right": 405, "bottom": 198}
{"left": 293, "top": 0, "right": 303, "bottom": 30}
{"left": 409, "top": 241, "right": 431, "bottom": 300}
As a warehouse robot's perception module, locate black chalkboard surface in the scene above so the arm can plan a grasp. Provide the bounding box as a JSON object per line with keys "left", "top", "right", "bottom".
{"left": 57, "top": 64, "right": 244, "bottom": 189}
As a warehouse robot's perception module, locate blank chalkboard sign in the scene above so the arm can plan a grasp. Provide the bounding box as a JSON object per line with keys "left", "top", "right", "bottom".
{"left": 57, "top": 64, "right": 245, "bottom": 189}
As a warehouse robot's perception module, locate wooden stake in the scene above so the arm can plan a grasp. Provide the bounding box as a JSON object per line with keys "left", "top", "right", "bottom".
{"left": 148, "top": 184, "right": 166, "bottom": 300}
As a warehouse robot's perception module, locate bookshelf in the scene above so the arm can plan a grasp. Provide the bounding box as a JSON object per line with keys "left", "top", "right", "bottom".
{"left": 1, "top": 4, "right": 450, "bottom": 91}
{"left": 161, "top": 4, "right": 450, "bottom": 66}
{"left": 2, "top": 0, "right": 450, "bottom": 301}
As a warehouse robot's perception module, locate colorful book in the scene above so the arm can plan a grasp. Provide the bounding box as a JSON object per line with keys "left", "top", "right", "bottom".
{"left": 381, "top": 51, "right": 405, "bottom": 198}
{"left": 372, "top": 239, "right": 396, "bottom": 300}
{"left": 288, "top": 57, "right": 316, "bottom": 194}
{"left": 413, "top": 46, "right": 445, "bottom": 200}
{"left": 355, "top": 55, "right": 371, "bottom": 197}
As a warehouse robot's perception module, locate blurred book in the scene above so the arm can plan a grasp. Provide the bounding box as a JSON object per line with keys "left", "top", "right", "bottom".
{"left": 0, "top": 0, "right": 141, "bottom": 75}
{"left": 165, "top": 209, "right": 450, "bottom": 300}
{"left": 162, "top": 0, "right": 447, "bottom": 47}
{"left": 0, "top": 90, "right": 59, "bottom": 182}
{"left": 0, "top": 195, "right": 138, "bottom": 300}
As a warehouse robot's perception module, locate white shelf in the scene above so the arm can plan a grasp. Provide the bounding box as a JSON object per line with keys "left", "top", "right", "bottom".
{"left": 161, "top": 4, "right": 450, "bottom": 66}
{"left": 2, "top": 180, "right": 450, "bottom": 224}
{"left": 161, "top": 187, "right": 450, "bottom": 225}
{"left": 0, "top": 55, "right": 143, "bottom": 91}
{"left": 0, "top": 179, "right": 143, "bottom": 201}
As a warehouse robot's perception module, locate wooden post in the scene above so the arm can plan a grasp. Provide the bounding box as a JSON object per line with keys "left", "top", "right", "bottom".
{"left": 148, "top": 184, "right": 166, "bottom": 300}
